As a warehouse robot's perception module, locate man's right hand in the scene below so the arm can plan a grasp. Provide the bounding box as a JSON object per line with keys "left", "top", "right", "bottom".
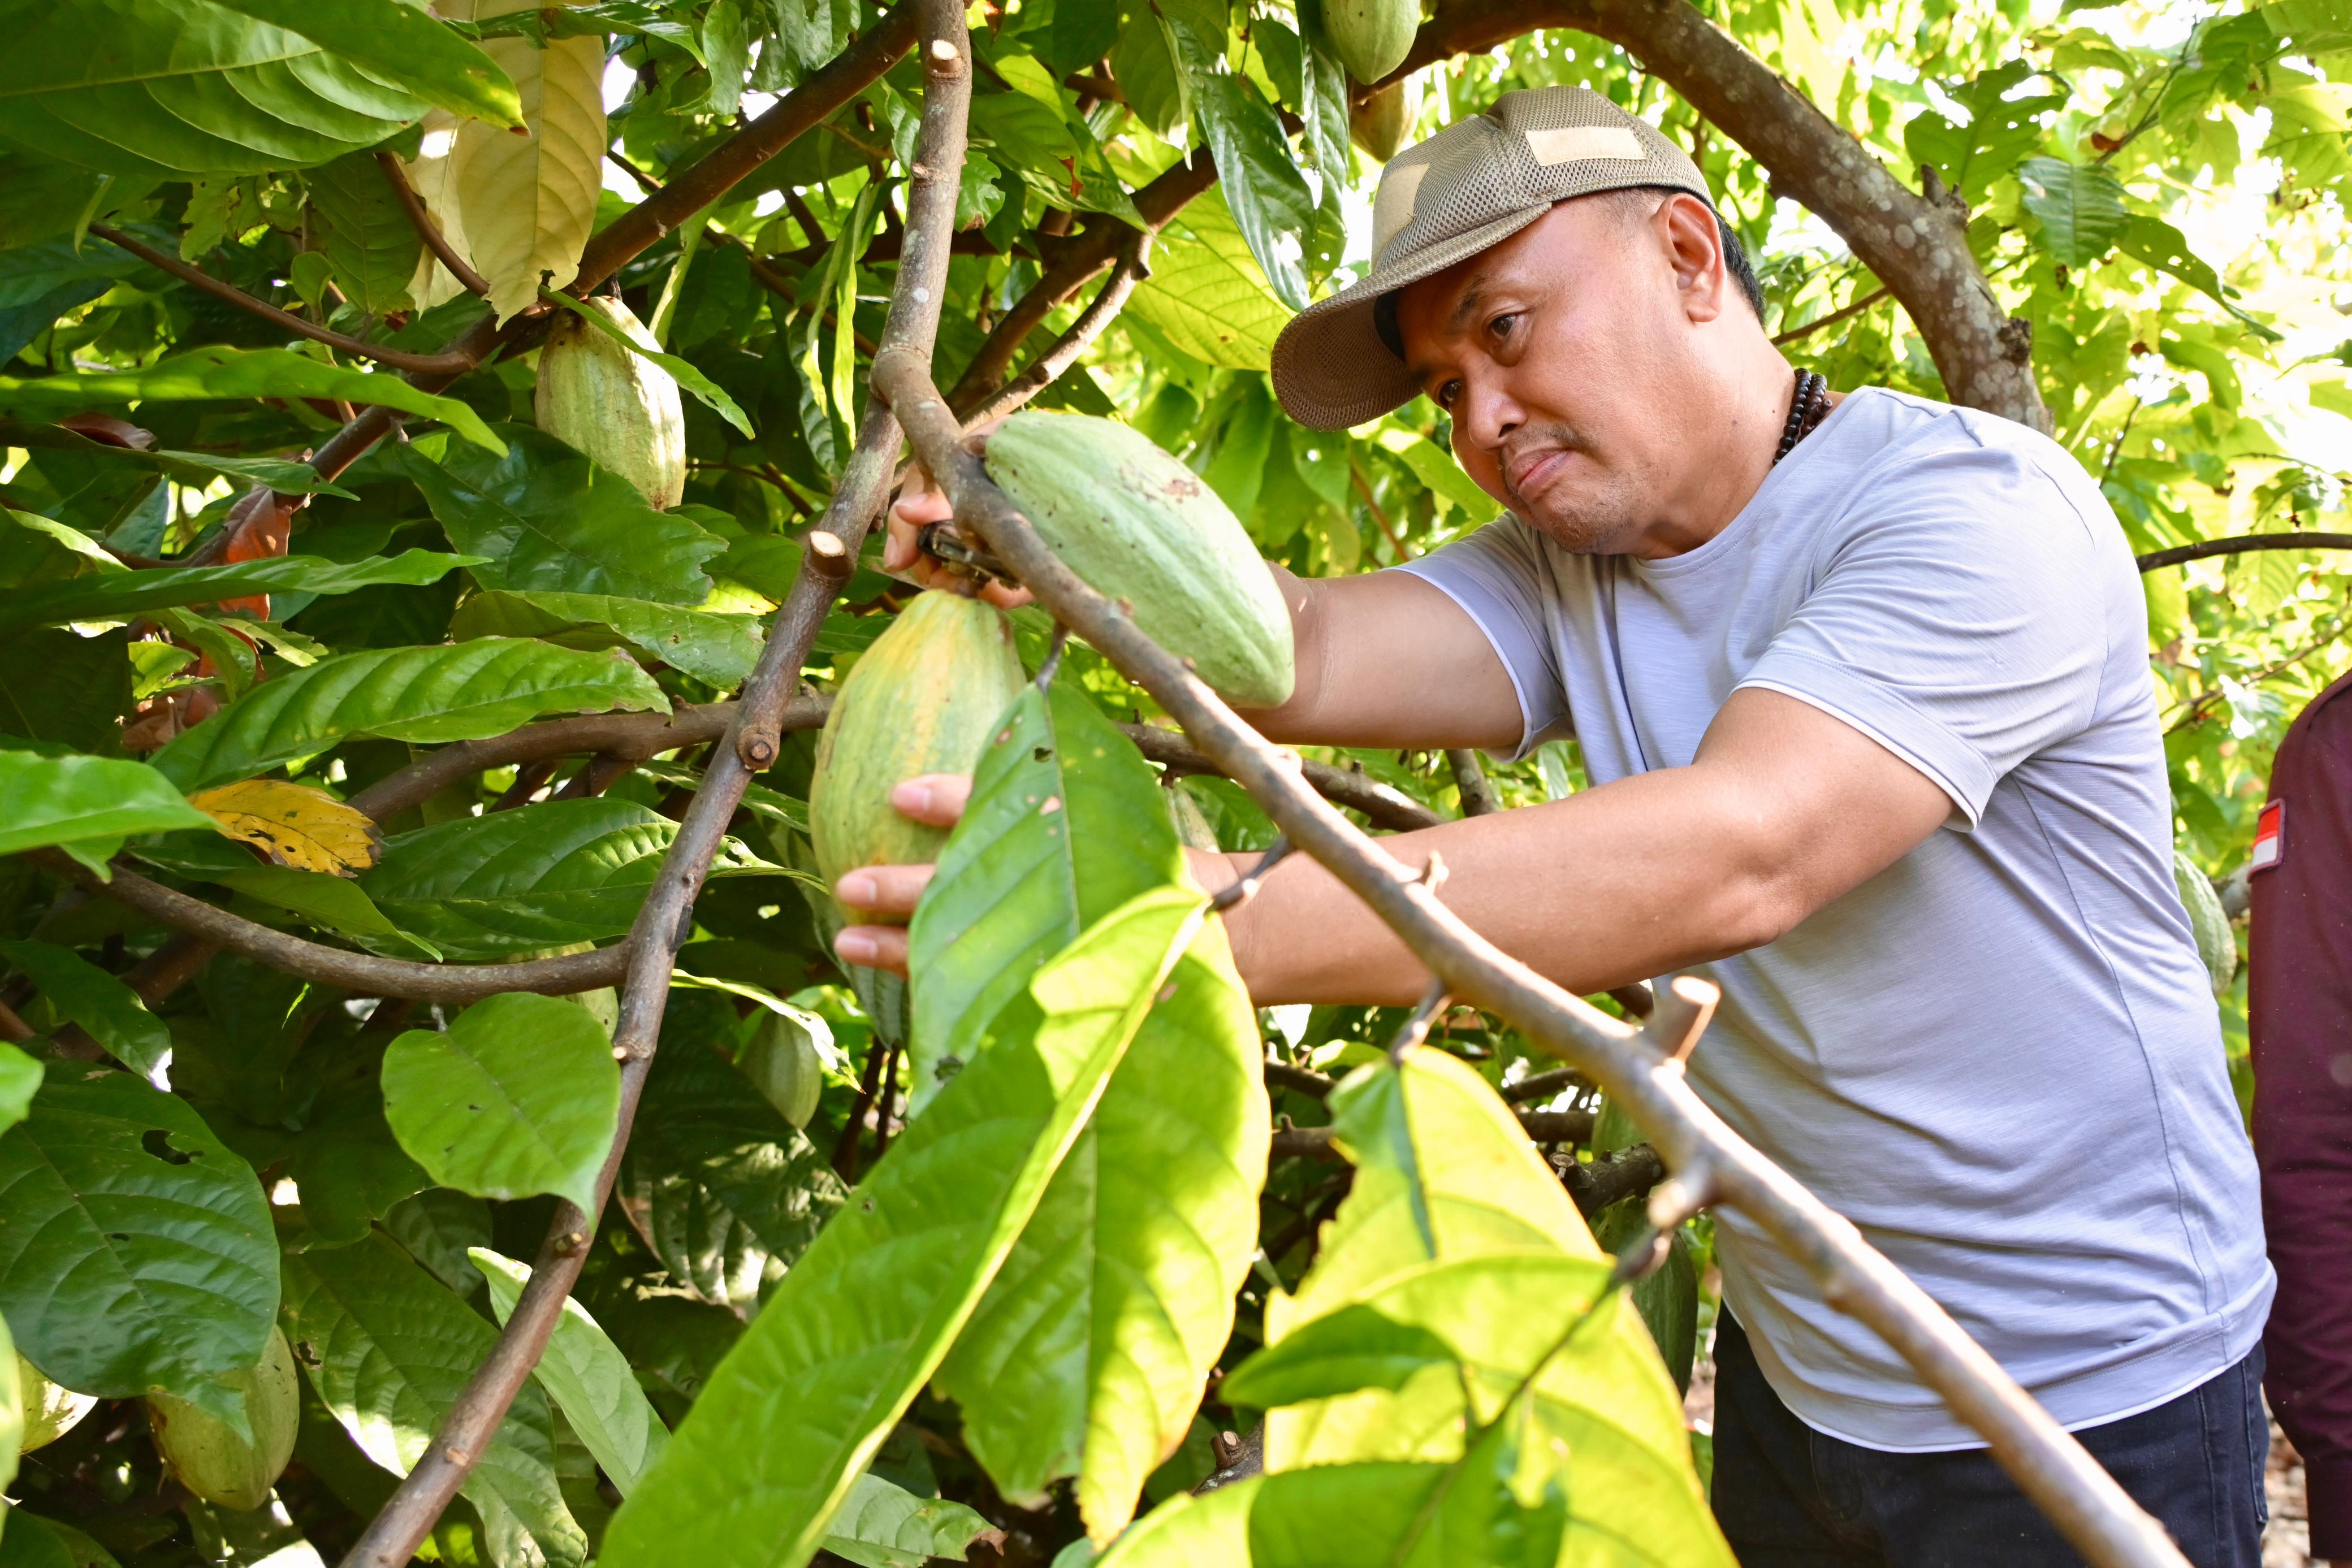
{"left": 884, "top": 426, "right": 1032, "bottom": 608}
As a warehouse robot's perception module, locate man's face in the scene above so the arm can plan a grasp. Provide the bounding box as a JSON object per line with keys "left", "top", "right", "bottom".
{"left": 1393, "top": 194, "right": 1712, "bottom": 556}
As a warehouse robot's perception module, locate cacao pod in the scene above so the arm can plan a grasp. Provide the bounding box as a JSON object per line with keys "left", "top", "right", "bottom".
{"left": 810, "top": 592, "right": 1027, "bottom": 914}
{"left": 738, "top": 1007, "right": 830, "bottom": 1128}
{"left": 17, "top": 1353, "right": 97, "bottom": 1453}
{"left": 982, "top": 413, "right": 1295, "bottom": 708}
{"left": 1350, "top": 75, "right": 1420, "bottom": 162}
{"left": 144, "top": 1327, "right": 299, "bottom": 1511}
{"left": 534, "top": 296, "right": 688, "bottom": 510}
{"left": 2173, "top": 850, "right": 2237, "bottom": 998}
{"left": 1326, "top": 0, "right": 1417, "bottom": 86}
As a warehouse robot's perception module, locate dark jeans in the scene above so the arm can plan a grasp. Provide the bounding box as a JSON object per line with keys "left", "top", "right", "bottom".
{"left": 1711, "top": 1311, "right": 2268, "bottom": 1568}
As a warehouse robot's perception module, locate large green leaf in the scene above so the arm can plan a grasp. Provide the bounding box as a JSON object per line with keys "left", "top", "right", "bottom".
{"left": 613, "top": 1000, "right": 846, "bottom": 1312}
{"left": 0, "top": 752, "right": 218, "bottom": 857}
{"left": 148, "top": 639, "right": 670, "bottom": 793}
{"left": 0, "top": 1069, "right": 276, "bottom": 1435}
{"left": 2017, "top": 156, "right": 2127, "bottom": 267}
{"left": 0, "top": 942, "right": 171, "bottom": 1078}
{"left": 450, "top": 590, "right": 764, "bottom": 688}
{"left": 0, "top": 418, "right": 354, "bottom": 497}
{"left": 303, "top": 150, "right": 425, "bottom": 318}
{"left": 599, "top": 888, "right": 1208, "bottom": 1568}
{"left": 1190, "top": 76, "right": 1315, "bottom": 311}
{"left": 287, "top": 1080, "right": 431, "bottom": 1247}
{"left": 473, "top": 1247, "right": 671, "bottom": 1495}
{"left": 382, "top": 994, "right": 620, "bottom": 1212}
{"left": 0, "top": 0, "right": 426, "bottom": 176}
{"left": 0, "top": 549, "right": 477, "bottom": 635}
{"left": 0, "top": 348, "right": 505, "bottom": 453}
{"left": 0, "top": 630, "right": 130, "bottom": 752}
{"left": 906, "top": 684, "right": 1184, "bottom": 1115}
{"left": 0, "top": 1042, "right": 38, "bottom": 1136}
{"left": 820, "top": 1473, "right": 999, "bottom": 1568}
{"left": 364, "top": 799, "right": 773, "bottom": 961}
{"left": 2115, "top": 215, "right": 2281, "bottom": 340}
{"left": 1899, "top": 62, "right": 2064, "bottom": 205}
{"left": 1123, "top": 189, "right": 1290, "bottom": 371}
{"left": 205, "top": 0, "right": 523, "bottom": 127}
{"left": 388, "top": 426, "right": 726, "bottom": 607}
{"left": 281, "top": 1231, "right": 586, "bottom": 1568}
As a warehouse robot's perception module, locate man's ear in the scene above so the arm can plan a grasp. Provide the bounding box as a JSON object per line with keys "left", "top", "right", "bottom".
{"left": 1657, "top": 192, "right": 1730, "bottom": 325}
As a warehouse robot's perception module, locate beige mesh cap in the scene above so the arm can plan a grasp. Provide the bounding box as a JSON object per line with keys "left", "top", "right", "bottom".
{"left": 1269, "top": 86, "right": 1713, "bottom": 430}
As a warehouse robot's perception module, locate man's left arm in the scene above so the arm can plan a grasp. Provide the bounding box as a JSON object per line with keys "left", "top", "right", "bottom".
{"left": 1217, "top": 687, "right": 1953, "bottom": 1005}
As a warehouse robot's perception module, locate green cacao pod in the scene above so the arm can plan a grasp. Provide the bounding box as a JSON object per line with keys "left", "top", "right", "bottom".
{"left": 1168, "top": 782, "right": 1220, "bottom": 852}
{"left": 534, "top": 296, "right": 688, "bottom": 510}
{"left": 17, "top": 1353, "right": 97, "bottom": 1453}
{"left": 2173, "top": 850, "right": 2237, "bottom": 997}
{"left": 1350, "top": 75, "right": 1419, "bottom": 162}
{"left": 1326, "top": 0, "right": 1417, "bottom": 85}
{"left": 144, "top": 1327, "right": 299, "bottom": 1511}
{"left": 982, "top": 413, "right": 1295, "bottom": 707}
{"left": 810, "top": 592, "right": 1026, "bottom": 914}
{"left": 738, "top": 1006, "right": 830, "bottom": 1128}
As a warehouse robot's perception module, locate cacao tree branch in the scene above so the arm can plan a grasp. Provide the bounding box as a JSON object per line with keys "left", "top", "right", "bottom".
{"left": 1773, "top": 283, "right": 1893, "bottom": 347}
{"left": 2134, "top": 532, "right": 2352, "bottom": 572}
{"left": 1447, "top": 750, "right": 1502, "bottom": 816}
{"left": 1390, "top": 0, "right": 2051, "bottom": 430}
{"left": 1120, "top": 722, "right": 1445, "bottom": 831}
{"left": 875, "top": 355, "right": 2187, "bottom": 1568}
{"left": 1560, "top": 1141, "right": 1667, "bottom": 1216}
{"left": 954, "top": 229, "right": 1153, "bottom": 428}
{"left": 331, "top": 11, "right": 971, "bottom": 1564}
{"left": 1272, "top": 1106, "right": 1594, "bottom": 1164}
{"left": 373, "top": 151, "right": 490, "bottom": 298}
{"left": 89, "top": 225, "right": 479, "bottom": 376}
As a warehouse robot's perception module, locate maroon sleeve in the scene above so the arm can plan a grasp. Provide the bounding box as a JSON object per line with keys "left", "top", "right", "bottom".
{"left": 2252, "top": 669, "right": 2352, "bottom": 1561}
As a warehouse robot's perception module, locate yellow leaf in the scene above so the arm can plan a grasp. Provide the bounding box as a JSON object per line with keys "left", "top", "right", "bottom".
{"left": 190, "top": 781, "right": 384, "bottom": 878}
{"left": 404, "top": 108, "right": 476, "bottom": 310}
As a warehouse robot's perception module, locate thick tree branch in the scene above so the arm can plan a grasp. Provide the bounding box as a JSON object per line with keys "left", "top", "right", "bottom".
{"left": 877, "top": 356, "right": 2187, "bottom": 1568}
{"left": 1119, "top": 722, "right": 1445, "bottom": 832}
{"left": 91, "top": 225, "right": 479, "bottom": 376}
{"left": 1447, "top": 750, "right": 1501, "bottom": 817}
{"left": 2135, "top": 532, "right": 2352, "bottom": 573}
{"left": 333, "top": 12, "right": 970, "bottom": 1565}
{"left": 1393, "top": 0, "right": 2050, "bottom": 430}
{"left": 373, "top": 152, "right": 489, "bottom": 298}
{"left": 346, "top": 703, "right": 754, "bottom": 822}
{"left": 1561, "top": 1141, "right": 1667, "bottom": 1216}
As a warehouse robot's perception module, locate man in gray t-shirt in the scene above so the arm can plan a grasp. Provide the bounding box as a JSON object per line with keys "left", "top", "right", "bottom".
{"left": 859, "top": 86, "right": 2271, "bottom": 1565}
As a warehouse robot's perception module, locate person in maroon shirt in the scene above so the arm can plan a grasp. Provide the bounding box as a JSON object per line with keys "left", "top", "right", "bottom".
{"left": 2252, "top": 666, "right": 2352, "bottom": 1566}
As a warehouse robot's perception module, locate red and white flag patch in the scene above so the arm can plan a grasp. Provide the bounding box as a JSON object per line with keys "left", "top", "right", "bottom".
{"left": 2251, "top": 799, "right": 2285, "bottom": 872}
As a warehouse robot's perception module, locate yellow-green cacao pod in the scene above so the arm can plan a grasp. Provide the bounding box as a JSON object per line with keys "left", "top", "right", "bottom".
{"left": 982, "top": 413, "right": 1295, "bottom": 708}
{"left": 1350, "top": 75, "right": 1419, "bottom": 162}
{"left": 1327, "top": 0, "right": 1417, "bottom": 85}
{"left": 738, "top": 1007, "right": 829, "bottom": 1128}
{"left": 2173, "top": 850, "right": 2237, "bottom": 997}
{"left": 810, "top": 593, "right": 1027, "bottom": 915}
{"left": 144, "top": 1327, "right": 299, "bottom": 1511}
{"left": 18, "top": 1354, "right": 97, "bottom": 1452}
{"left": 534, "top": 296, "right": 688, "bottom": 510}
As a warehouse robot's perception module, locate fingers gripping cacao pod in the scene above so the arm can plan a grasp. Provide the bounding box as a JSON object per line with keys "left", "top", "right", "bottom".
{"left": 810, "top": 592, "right": 1026, "bottom": 916}
{"left": 144, "top": 1327, "right": 299, "bottom": 1510}
{"left": 534, "top": 296, "right": 688, "bottom": 510}
{"left": 17, "top": 1353, "right": 97, "bottom": 1453}
{"left": 1351, "top": 75, "right": 1420, "bottom": 162}
{"left": 981, "top": 413, "right": 1295, "bottom": 708}
{"left": 2172, "top": 850, "right": 2238, "bottom": 998}
{"left": 1327, "top": 0, "right": 1418, "bottom": 86}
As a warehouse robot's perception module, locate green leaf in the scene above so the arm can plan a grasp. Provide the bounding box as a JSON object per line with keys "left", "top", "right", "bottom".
{"left": 0, "top": 348, "right": 505, "bottom": 453}
{"left": 304, "top": 150, "right": 424, "bottom": 318}
{"left": 934, "top": 916, "right": 1269, "bottom": 1537}
{"left": 1899, "top": 63, "right": 2063, "bottom": 204}
{"left": 1110, "top": 5, "right": 1190, "bottom": 138}
{"left": 0, "top": 418, "right": 356, "bottom": 497}
{"left": 613, "top": 1001, "right": 846, "bottom": 1311}
{"left": 382, "top": 993, "right": 620, "bottom": 1212}
{"left": 1191, "top": 76, "right": 1315, "bottom": 311}
{"left": 0, "top": 548, "right": 478, "bottom": 635}
{"left": 0, "top": 1069, "right": 276, "bottom": 1435}
{"left": 540, "top": 291, "right": 754, "bottom": 438}
{"left": 282, "top": 1231, "right": 587, "bottom": 1568}
{"left": 0, "top": 1042, "right": 39, "bottom": 1137}
{"left": 0, "top": 752, "right": 218, "bottom": 857}
{"left": 907, "top": 684, "right": 1185, "bottom": 1114}
{"left": 381, "top": 1188, "right": 491, "bottom": 1297}
{"left": 148, "top": 639, "right": 671, "bottom": 794}
{"left": 204, "top": 0, "right": 523, "bottom": 127}
{"left": 0, "top": 630, "right": 131, "bottom": 753}
{"left": 0, "top": 0, "right": 426, "bottom": 176}
{"left": 388, "top": 426, "right": 725, "bottom": 606}
{"left": 364, "top": 799, "right": 772, "bottom": 961}
{"left": 450, "top": 590, "right": 764, "bottom": 688}
{"left": 820, "top": 1473, "right": 1000, "bottom": 1568}
{"left": 599, "top": 887, "right": 1209, "bottom": 1568}
{"left": 0, "top": 942, "right": 171, "bottom": 1078}
{"left": 2115, "top": 215, "right": 2282, "bottom": 340}
{"left": 287, "top": 1080, "right": 431, "bottom": 1246}
{"left": 1124, "top": 189, "right": 1290, "bottom": 371}
{"left": 472, "top": 1246, "right": 671, "bottom": 1493}
{"left": 2016, "top": 157, "right": 2126, "bottom": 267}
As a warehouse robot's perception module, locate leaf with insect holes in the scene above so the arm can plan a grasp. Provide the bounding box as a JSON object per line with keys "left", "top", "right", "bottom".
{"left": 190, "top": 779, "right": 383, "bottom": 876}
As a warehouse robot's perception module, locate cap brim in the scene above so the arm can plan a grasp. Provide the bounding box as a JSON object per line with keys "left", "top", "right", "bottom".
{"left": 1270, "top": 206, "right": 1551, "bottom": 430}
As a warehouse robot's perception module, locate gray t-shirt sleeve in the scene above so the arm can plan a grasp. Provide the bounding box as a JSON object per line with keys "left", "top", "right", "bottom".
{"left": 1736, "top": 444, "right": 2113, "bottom": 828}
{"left": 1393, "top": 516, "right": 1573, "bottom": 757}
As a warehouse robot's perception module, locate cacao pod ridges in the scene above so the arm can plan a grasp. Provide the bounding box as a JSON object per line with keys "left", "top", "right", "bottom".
{"left": 17, "top": 1353, "right": 97, "bottom": 1453}
{"left": 810, "top": 593, "right": 1027, "bottom": 921}
{"left": 534, "top": 296, "right": 689, "bottom": 510}
{"left": 1327, "top": 0, "right": 1418, "bottom": 86}
{"left": 145, "top": 1327, "right": 299, "bottom": 1511}
{"left": 1351, "top": 75, "right": 1421, "bottom": 163}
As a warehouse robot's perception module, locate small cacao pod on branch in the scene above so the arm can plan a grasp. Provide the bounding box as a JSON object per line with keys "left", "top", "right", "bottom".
{"left": 2172, "top": 850, "right": 2237, "bottom": 998}
{"left": 534, "top": 296, "right": 689, "bottom": 510}
{"left": 144, "top": 1327, "right": 300, "bottom": 1511}
{"left": 17, "top": 1354, "right": 97, "bottom": 1453}
{"left": 1326, "top": 0, "right": 1418, "bottom": 86}
{"left": 810, "top": 592, "right": 1026, "bottom": 912}
{"left": 982, "top": 413, "right": 1295, "bottom": 708}
{"left": 1351, "top": 75, "right": 1420, "bottom": 162}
